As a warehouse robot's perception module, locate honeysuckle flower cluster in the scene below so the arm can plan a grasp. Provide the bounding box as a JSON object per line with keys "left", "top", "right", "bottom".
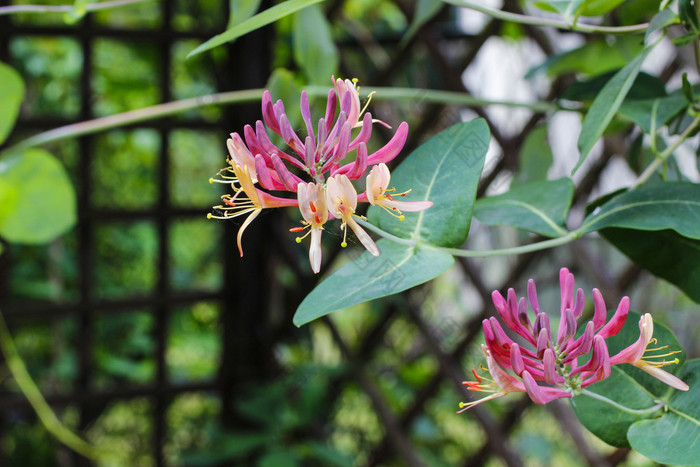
{"left": 459, "top": 267, "right": 689, "bottom": 412}
{"left": 208, "top": 77, "right": 432, "bottom": 273}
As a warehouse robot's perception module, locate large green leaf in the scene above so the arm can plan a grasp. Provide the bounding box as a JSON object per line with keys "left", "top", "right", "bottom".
{"left": 370, "top": 119, "right": 490, "bottom": 248}
{"left": 474, "top": 178, "right": 573, "bottom": 238}
{"left": 580, "top": 182, "right": 700, "bottom": 238}
{"left": 576, "top": 46, "right": 653, "bottom": 174}
{"left": 572, "top": 311, "right": 686, "bottom": 447}
{"left": 600, "top": 228, "right": 700, "bottom": 303}
{"left": 293, "top": 240, "right": 454, "bottom": 326}
{"left": 628, "top": 359, "right": 700, "bottom": 466}
{"left": 0, "top": 62, "right": 25, "bottom": 146}
{"left": 572, "top": 367, "right": 656, "bottom": 447}
{"left": 292, "top": 4, "right": 337, "bottom": 85}
{"left": 188, "top": 0, "right": 326, "bottom": 58}
{"left": 0, "top": 149, "right": 76, "bottom": 243}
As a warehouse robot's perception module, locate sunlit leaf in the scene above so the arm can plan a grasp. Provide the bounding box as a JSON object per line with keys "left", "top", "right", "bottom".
{"left": 0, "top": 149, "right": 76, "bottom": 243}
{"left": 0, "top": 62, "right": 24, "bottom": 145}
{"left": 188, "top": 0, "right": 326, "bottom": 58}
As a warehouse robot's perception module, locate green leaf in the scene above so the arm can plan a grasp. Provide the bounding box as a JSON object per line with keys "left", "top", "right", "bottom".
{"left": 0, "top": 62, "right": 25, "bottom": 146}
{"left": 474, "top": 178, "right": 573, "bottom": 238}
{"left": 580, "top": 182, "right": 700, "bottom": 238}
{"left": 370, "top": 119, "right": 490, "bottom": 248}
{"left": 575, "top": 46, "right": 653, "bottom": 174}
{"left": 679, "top": 0, "right": 700, "bottom": 33}
{"left": 527, "top": 36, "right": 645, "bottom": 79}
{"left": 292, "top": 4, "right": 338, "bottom": 85}
{"left": 645, "top": 8, "right": 679, "bottom": 43}
{"left": 578, "top": 0, "right": 626, "bottom": 16}
{"left": 188, "top": 0, "right": 326, "bottom": 58}
{"left": 228, "top": 0, "right": 262, "bottom": 29}
{"left": 603, "top": 310, "right": 686, "bottom": 398}
{"left": 572, "top": 367, "right": 656, "bottom": 447}
{"left": 563, "top": 71, "right": 666, "bottom": 102}
{"left": 573, "top": 311, "right": 686, "bottom": 447}
{"left": 618, "top": 91, "right": 688, "bottom": 133}
{"left": 0, "top": 149, "right": 76, "bottom": 244}
{"left": 401, "top": 0, "right": 443, "bottom": 46}
{"left": 512, "top": 125, "right": 553, "bottom": 186}
{"left": 532, "top": 0, "right": 584, "bottom": 20}
{"left": 599, "top": 228, "right": 700, "bottom": 303}
{"left": 293, "top": 240, "right": 454, "bottom": 326}
{"left": 628, "top": 359, "right": 700, "bottom": 466}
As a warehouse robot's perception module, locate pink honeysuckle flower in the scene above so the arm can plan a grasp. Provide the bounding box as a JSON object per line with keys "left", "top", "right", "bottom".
{"left": 208, "top": 164, "right": 297, "bottom": 256}
{"left": 292, "top": 182, "right": 329, "bottom": 274}
{"left": 458, "top": 345, "right": 526, "bottom": 412}
{"left": 364, "top": 163, "right": 433, "bottom": 220}
{"left": 610, "top": 313, "right": 689, "bottom": 391}
{"left": 460, "top": 267, "right": 689, "bottom": 413}
{"left": 210, "top": 77, "right": 432, "bottom": 273}
{"left": 326, "top": 174, "right": 379, "bottom": 256}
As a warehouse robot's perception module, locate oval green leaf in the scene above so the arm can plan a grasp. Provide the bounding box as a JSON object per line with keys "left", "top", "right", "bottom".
{"left": 188, "top": 0, "right": 326, "bottom": 58}
{"left": 0, "top": 62, "right": 25, "bottom": 146}
{"left": 572, "top": 311, "right": 687, "bottom": 447}
{"left": 474, "top": 178, "right": 573, "bottom": 238}
{"left": 600, "top": 228, "right": 700, "bottom": 304}
{"left": 628, "top": 359, "right": 700, "bottom": 466}
{"left": 369, "top": 119, "right": 490, "bottom": 248}
{"left": 293, "top": 240, "right": 454, "bottom": 326}
{"left": 580, "top": 182, "right": 700, "bottom": 238}
{"left": 0, "top": 149, "right": 76, "bottom": 243}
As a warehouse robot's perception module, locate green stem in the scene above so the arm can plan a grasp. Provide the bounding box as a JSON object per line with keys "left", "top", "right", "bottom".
{"left": 0, "top": 0, "right": 150, "bottom": 16}
{"left": 354, "top": 217, "right": 417, "bottom": 247}
{"left": 357, "top": 217, "right": 581, "bottom": 257}
{"left": 0, "top": 310, "right": 100, "bottom": 460}
{"left": 355, "top": 87, "right": 565, "bottom": 113}
{"left": 441, "top": 0, "right": 649, "bottom": 34}
{"left": 436, "top": 231, "right": 580, "bottom": 258}
{"left": 8, "top": 88, "right": 563, "bottom": 153}
{"left": 9, "top": 89, "right": 264, "bottom": 152}
{"left": 580, "top": 389, "right": 666, "bottom": 416}
{"left": 633, "top": 115, "right": 700, "bottom": 187}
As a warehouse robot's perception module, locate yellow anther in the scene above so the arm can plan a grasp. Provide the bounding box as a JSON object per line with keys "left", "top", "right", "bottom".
{"left": 341, "top": 241, "right": 347, "bottom": 248}
{"left": 206, "top": 213, "right": 212, "bottom": 219}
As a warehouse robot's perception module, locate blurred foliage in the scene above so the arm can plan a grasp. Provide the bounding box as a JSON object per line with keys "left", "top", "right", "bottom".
{"left": 94, "top": 221, "right": 158, "bottom": 299}
{"left": 10, "top": 37, "right": 81, "bottom": 118}
{"left": 167, "top": 303, "right": 221, "bottom": 383}
{"left": 92, "top": 130, "right": 159, "bottom": 210}
{"left": 92, "top": 39, "right": 160, "bottom": 117}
